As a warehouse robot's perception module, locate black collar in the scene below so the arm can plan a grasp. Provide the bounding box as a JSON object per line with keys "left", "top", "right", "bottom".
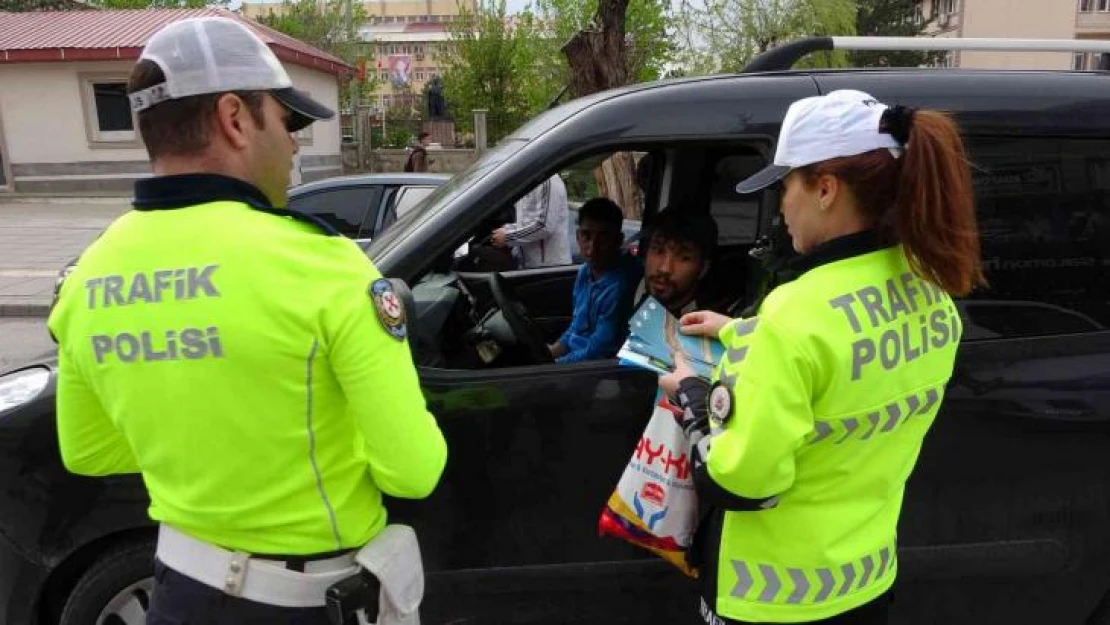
{"left": 786, "top": 230, "right": 891, "bottom": 277}
{"left": 132, "top": 173, "right": 338, "bottom": 236}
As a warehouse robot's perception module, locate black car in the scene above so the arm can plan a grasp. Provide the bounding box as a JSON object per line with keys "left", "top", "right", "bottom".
{"left": 3, "top": 37, "right": 1110, "bottom": 625}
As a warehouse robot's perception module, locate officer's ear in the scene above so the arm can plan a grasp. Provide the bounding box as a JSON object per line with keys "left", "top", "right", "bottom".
{"left": 213, "top": 92, "right": 254, "bottom": 151}
{"left": 816, "top": 173, "right": 841, "bottom": 212}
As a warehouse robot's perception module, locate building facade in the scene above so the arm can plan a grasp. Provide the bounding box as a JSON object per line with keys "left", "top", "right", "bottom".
{"left": 918, "top": 0, "right": 1107, "bottom": 69}
{"left": 361, "top": 22, "right": 451, "bottom": 112}
{"left": 240, "top": 0, "right": 475, "bottom": 112}
{"left": 0, "top": 8, "right": 351, "bottom": 194}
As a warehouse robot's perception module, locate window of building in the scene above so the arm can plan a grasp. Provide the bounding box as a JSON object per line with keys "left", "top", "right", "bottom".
{"left": 912, "top": 3, "right": 924, "bottom": 24}
{"left": 936, "top": 0, "right": 959, "bottom": 14}
{"left": 415, "top": 71, "right": 426, "bottom": 81}
{"left": 932, "top": 51, "right": 955, "bottom": 68}
{"left": 0, "top": 109, "right": 9, "bottom": 188}
{"left": 961, "top": 137, "right": 1110, "bottom": 339}
{"left": 1073, "top": 52, "right": 1105, "bottom": 70}
{"left": 79, "top": 75, "right": 137, "bottom": 146}
{"left": 1080, "top": 0, "right": 1094, "bottom": 11}
{"left": 549, "top": 151, "right": 652, "bottom": 266}
{"left": 380, "top": 71, "right": 390, "bottom": 81}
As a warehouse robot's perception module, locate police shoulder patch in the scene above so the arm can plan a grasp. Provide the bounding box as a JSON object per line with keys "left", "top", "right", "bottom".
{"left": 370, "top": 278, "right": 406, "bottom": 341}
{"left": 708, "top": 382, "right": 733, "bottom": 428}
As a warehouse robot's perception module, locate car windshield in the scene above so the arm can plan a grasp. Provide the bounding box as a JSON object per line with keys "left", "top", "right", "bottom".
{"left": 366, "top": 137, "right": 526, "bottom": 260}
{"left": 366, "top": 94, "right": 612, "bottom": 261}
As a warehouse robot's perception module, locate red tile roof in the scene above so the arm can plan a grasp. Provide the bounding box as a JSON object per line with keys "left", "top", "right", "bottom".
{"left": 0, "top": 8, "right": 353, "bottom": 76}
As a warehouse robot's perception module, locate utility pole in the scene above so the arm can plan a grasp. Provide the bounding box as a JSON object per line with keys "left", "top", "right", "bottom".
{"left": 346, "top": 0, "right": 363, "bottom": 169}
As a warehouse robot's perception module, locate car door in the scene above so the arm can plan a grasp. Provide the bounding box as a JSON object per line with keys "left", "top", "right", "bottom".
{"left": 889, "top": 135, "right": 1110, "bottom": 625}
{"left": 286, "top": 184, "right": 383, "bottom": 244}
{"left": 387, "top": 360, "right": 677, "bottom": 621}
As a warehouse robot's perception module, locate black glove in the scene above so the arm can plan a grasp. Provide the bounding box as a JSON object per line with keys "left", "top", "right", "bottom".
{"left": 675, "top": 378, "right": 712, "bottom": 468}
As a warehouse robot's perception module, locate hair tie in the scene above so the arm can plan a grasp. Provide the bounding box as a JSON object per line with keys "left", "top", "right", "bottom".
{"left": 880, "top": 105, "right": 916, "bottom": 146}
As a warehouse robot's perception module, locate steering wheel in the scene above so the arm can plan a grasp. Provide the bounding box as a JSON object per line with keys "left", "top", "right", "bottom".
{"left": 487, "top": 272, "right": 553, "bottom": 364}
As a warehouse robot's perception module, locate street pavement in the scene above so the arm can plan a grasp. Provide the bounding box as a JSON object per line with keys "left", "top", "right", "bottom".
{"left": 0, "top": 318, "right": 53, "bottom": 370}
{"left": 0, "top": 197, "right": 131, "bottom": 318}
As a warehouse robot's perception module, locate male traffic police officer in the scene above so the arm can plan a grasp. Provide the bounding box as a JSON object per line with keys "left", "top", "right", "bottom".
{"left": 47, "top": 17, "right": 447, "bottom": 624}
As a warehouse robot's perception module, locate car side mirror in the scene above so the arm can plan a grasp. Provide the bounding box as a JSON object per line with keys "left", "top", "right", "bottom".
{"left": 387, "top": 278, "right": 419, "bottom": 353}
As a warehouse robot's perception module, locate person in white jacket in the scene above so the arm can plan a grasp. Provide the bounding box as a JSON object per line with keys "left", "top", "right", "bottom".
{"left": 492, "top": 174, "right": 571, "bottom": 268}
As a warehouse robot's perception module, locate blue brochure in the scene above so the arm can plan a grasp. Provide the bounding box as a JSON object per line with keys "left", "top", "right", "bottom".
{"left": 617, "top": 297, "right": 725, "bottom": 380}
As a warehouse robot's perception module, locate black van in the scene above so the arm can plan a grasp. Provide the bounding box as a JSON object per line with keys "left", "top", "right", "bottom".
{"left": 2, "top": 38, "right": 1109, "bottom": 625}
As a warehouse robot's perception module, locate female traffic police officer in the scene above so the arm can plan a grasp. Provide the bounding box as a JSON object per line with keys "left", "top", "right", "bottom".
{"left": 660, "top": 89, "right": 985, "bottom": 624}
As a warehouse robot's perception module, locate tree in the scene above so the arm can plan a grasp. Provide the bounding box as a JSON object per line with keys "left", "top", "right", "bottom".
{"left": 850, "top": 0, "right": 939, "bottom": 67}
{"left": 438, "top": 0, "right": 671, "bottom": 134}
{"left": 536, "top": 0, "right": 673, "bottom": 86}
{"left": 674, "top": 0, "right": 856, "bottom": 74}
{"left": 440, "top": 0, "right": 669, "bottom": 214}
{"left": 555, "top": 0, "right": 654, "bottom": 217}
{"left": 255, "top": 0, "right": 362, "bottom": 58}
{"left": 256, "top": 0, "right": 378, "bottom": 110}
{"left": 439, "top": 0, "right": 556, "bottom": 139}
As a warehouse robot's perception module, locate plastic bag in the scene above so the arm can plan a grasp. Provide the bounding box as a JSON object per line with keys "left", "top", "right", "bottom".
{"left": 599, "top": 390, "right": 699, "bottom": 577}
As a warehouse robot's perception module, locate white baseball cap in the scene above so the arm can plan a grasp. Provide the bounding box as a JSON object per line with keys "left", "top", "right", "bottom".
{"left": 128, "top": 17, "right": 333, "bottom": 132}
{"left": 736, "top": 89, "right": 903, "bottom": 194}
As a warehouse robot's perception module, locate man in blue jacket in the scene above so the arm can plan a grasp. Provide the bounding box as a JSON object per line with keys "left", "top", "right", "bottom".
{"left": 549, "top": 198, "right": 640, "bottom": 363}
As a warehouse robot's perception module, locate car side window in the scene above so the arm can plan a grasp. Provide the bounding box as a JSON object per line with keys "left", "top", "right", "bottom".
{"left": 380, "top": 185, "right": 437, "bottom": 233}
{"left": 964, "top": 137, "right": 1110, "bottom": 339}
{"left": 708, "top": 153, "right": 764, "bottom": 246}
{"left": 563, "top": 151, "right": 649, "bottom": 263}
{"left": 287, "top": 186, "right": 382, "bottom": 239}
{"left": 394, "top": 186, "right": 438, "bottom": 220}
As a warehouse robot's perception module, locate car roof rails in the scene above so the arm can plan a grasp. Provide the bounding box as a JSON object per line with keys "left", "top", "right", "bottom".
{"left": 742, "top": 36, "right": 1110, "bottom": 73}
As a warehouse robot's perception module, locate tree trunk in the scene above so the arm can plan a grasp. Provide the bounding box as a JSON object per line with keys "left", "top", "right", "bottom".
{"left": 593, "top": 152, "right": 643, "bottom": 220}
{"left": 561, "top": 0, "right": 641, "bottom": 218}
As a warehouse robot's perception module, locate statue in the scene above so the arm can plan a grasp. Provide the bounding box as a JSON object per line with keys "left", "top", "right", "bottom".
{"left": 426, "top": 76, "right": 448, "bottom": 120}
